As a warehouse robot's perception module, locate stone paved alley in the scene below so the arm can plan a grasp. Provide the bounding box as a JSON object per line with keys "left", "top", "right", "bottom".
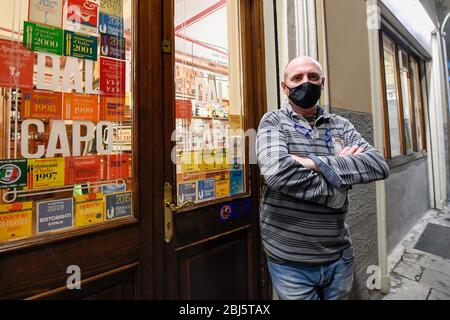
{"left": 383, "top": 204, "right": 450, "bottom": 300}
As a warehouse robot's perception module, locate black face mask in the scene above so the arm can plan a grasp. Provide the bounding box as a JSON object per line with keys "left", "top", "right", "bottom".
{"left": 287, "top": 82, "right": 322, "bottom": 109}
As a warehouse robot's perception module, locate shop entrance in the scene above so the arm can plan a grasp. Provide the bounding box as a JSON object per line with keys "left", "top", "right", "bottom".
{"left": 0, "top": 0, "right": 267, "bottom": 299}
{"left": 153, "top": 0, "right": 269, "bottom": 299}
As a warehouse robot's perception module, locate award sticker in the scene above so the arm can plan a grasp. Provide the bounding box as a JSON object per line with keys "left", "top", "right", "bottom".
{"left": 0, "top": 159, "right": 27, "bottom": 189}
{"left": 0, "top": 202, "right": 33, "bottom": 241}
{"left": 23, "top": 21, "right": 63, "bottom": 55}
{"left": 99, "top": 13, "right": 124, "bottom": 38}
{"left": 63, "top": 30, "right": 98, "bottom": 61}
{"left": 0, "top": 39, "right": 34, "bottom": 89}
{"left": 230, "top": 170, "right": 244, "bottom": 196}
{"left": 28, "top": 158, "right": 65, "bottom": 190}
{"left": 66, "top": 0, "right": 99, "bottom": 33}
{"left": 22, "top": 90, "right": 63, "bottom": 120}
{"left": 100, "top": 57, "right": 126, "bottom": 97}
{"left": 37, "top": 198, "right": 73, "bottom": 233}
{"left": 105, "top": 192, "right": 132, "bottom": 220}
{"left": 100, "top": 34, "right": 126, "bottom": 60}
{"left": 178, "top": 182, "right": 196, "bottom": 204}
{"left": 198, "top": 178, "right": 215, "bottom": 202}
{"left": 28, "top": 0, "right": 64, "bottom": 28}
{"left": 65, "top": 156, "right": 101, "bottom": 185}
{"left": 102, "top": 184, "right": 126, "bottom": 195}
{"left": 75, "top": 193, "right": 104, "bottom": 227}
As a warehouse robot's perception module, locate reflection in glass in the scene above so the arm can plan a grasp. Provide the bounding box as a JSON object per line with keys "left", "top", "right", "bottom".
{"left": 411, "top": 58, "right": 425, "bottom": 152}
{"left": 174, "top": 0, "right": 246, "bottom": 206}
{"left": 383, "top": 35, "right": 402, "bottom": 157}
{"left": 398, "top": 49, "right": 413, "bottom": 155}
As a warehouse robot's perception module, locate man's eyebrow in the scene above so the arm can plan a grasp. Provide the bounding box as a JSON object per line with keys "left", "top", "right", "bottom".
{"left": 290, "top": 72, "right": 304, "bottom": 78}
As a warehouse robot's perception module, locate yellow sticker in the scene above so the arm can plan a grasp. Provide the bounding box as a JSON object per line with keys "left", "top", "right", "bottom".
{"left": 75, "top": 193, "right": 104, "bottom": 227}
{"left": 215, "top": 173, "right": 230, "bottom": 198}
{"left": 199, "top": 149, "right": 215, "bottom": 172}
{"left": 28, "top": 158, "right": 65, "bottom": 190}
{"left": 228, "top": 115, "right": 242, "bottom": 130}
{"left": 180, "top": 151, "right": 201, "bottom": 173}
{"left": 0, "top": 202, "right": 33, "bottom": 241}
{"left": 214, "top": 149, "right": 229, "bottom": 171}
{"left": 100, "top": 0, "right": 123, "bottom": 17}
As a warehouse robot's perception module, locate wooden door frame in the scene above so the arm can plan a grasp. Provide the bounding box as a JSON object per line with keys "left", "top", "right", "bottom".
{"left": 136, "top": 0, "right": 164, "bottom": 299}
{"left": 147, "top": 0, "right": 269, "bottom": 299}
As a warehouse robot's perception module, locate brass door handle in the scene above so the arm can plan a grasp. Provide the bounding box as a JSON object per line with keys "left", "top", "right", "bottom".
{"left": 165, "top": 200, "right": 195, "bottom": 213}
{"left": 164, "top": 182, "right": 196, "bottom": 243}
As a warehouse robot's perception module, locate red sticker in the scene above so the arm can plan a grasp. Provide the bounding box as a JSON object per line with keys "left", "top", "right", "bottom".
{"left": 100, "top": 96, "right": 128, "bottom": 121}
{"left": 67, "top": 0, "right": 99, "bottom": 29}
{"left": 176, "top": 99, "right": 193, "bottom": 120}
{"left": 10, "top": 202, "right": 24, "bottom": 212}
{"left": 103, "top": 153, "right": 130, "bottom": 180}
{"left": 100, "top": 57, "right": 126, "bottom": 97}
{"left": 64, "top": 92, "right": 100, "bottom": 122}
{"left": 0, "top": 39, "right": 34, "bottom": 89}
{"left": 21, "top": 89, "right": 63, "bottom": 120}
{"left": 65, "top": 156, "right": 101, "bottom": 184}
{"left": 87, "top": 193, "right": 98, "bottom": 201}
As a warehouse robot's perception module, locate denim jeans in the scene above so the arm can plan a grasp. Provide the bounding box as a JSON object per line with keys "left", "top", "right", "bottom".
{"left": 267, "top": 247, "right": 354, "bottom": 300}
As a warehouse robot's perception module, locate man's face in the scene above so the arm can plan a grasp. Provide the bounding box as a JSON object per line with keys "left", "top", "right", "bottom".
{"left": 282, "top": 59, "right": 324, "bottom": 96}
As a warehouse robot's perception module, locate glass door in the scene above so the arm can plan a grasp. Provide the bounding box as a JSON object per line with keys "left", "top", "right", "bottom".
{"left": 174, "top": 0, "right": 247, "bottom": 208}
{"left": 159, "top": 0, "right": 268, "bottom": 299}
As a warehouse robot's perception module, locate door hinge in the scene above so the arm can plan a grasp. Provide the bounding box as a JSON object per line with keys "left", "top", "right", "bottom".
{"left": 162, "top": 40, "right": 172, "bottom": 54}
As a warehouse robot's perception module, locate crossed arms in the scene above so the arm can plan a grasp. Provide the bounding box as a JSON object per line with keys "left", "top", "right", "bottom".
{"left": 256, "top": 112, "right": 390, "bottom": 201}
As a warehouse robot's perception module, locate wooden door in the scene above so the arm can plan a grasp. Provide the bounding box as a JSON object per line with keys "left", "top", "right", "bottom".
{"left": 153, "top": 0, "right": 269, "bottom": 300}
{"left": 0, "top": 0, "right": 155, "bottom": 299}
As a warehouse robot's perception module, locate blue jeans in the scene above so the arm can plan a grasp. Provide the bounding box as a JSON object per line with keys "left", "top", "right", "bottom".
{"left": 267, "top": 247, "right": 354, "bottom": 300}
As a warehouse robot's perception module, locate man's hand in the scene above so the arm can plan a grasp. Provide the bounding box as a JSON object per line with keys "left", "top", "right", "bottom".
{"left": 291, "top": 146, "right": 364, "bottom": 171}
{"left": 291, "top": 155, "right": 318, "bottom": 171}
{"left": 338, "top": 145, "right": 365, "bottom": 156}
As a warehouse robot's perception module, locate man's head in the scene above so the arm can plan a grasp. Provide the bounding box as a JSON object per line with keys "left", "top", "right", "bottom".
{"left": 281, "top": 56, "right": 325, "bottom": 110}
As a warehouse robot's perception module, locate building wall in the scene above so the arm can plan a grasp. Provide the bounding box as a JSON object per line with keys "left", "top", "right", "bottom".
{"left": 331, "top": 108, "right": 381, "bottom": 299}
{"left": 324, "top": 0, "right": 381, "bottom": 299}
{"left": 386, "top": 159, "right": 430, "bottom": 252}
{"left": 324, "top": 0, "right": 372, "bottom": 114}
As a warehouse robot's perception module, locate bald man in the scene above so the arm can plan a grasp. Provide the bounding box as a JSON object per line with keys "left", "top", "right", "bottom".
{"left": 256, "top": 56, "right": 390, "bottom": 300}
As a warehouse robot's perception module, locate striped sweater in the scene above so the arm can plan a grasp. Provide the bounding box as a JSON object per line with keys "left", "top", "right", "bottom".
{"left": 256, "top": 103, "right": 390, "bottom": 265}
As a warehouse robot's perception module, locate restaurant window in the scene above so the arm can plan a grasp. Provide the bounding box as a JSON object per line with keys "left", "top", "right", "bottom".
{"left": 0, "top": 0, "right": 134, "bottom": 245}
{"left": 381, "top": 32, "right": 427, "bottom": 159}
{"left": 410, "top": 57, "right": 427, "bottom": 152}
{"left": 174, "top": 0, "right": 246, "bottom": 206}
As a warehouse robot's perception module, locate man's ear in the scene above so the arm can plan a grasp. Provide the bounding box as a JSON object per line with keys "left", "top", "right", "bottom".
{"left": 281, "top": 81, "right": 289, "bottom": 95}
{"left": 321, "top": 78, "right": 326, "bottom": 90}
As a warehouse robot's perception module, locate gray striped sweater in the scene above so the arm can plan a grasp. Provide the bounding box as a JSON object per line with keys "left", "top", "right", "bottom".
{"left": 256, "top": 103, "right": 390, "bottom": 265}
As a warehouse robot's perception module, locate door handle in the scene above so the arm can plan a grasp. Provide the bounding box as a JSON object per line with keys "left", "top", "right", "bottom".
{"left": 165, "top": 200, "right": 195, "bottom": 213}
{"left": 164, "top": 182, "right": 195, "bottom": 243}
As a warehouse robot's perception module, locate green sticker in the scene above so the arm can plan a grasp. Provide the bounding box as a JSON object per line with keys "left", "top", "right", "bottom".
{"left": 64, "top": 30, "right": 98, "bottom": 61}
{"left": 0, "top": 159, "right": 28, "bottom": 189}
{"left": 23, "top": 21, "right": 63, "bottom": 55}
